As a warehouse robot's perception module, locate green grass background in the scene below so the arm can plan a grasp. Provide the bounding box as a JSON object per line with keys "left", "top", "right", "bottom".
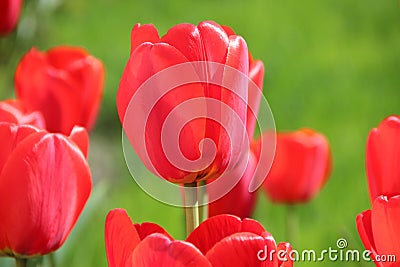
{"left": 0, "top": 0, "right": 400, "bottom": 266}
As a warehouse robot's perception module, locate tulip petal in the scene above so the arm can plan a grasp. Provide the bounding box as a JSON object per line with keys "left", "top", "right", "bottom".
{"left": 0, "top": 132, "right": 91, "bottom": 256}
{"left": 69, "top": 126, "right": 89, "bottom": 158}
{"left": 186, "top": 214, "right": 265, "bottom": 255}
{"left": 221, "top": 25, "right": 235, "bottom": 36}
{"left": 117, "top": 43, "right": 155, "bottom": 123}
{"left": 0, "top": 123, "right": 40, "bottom": 174}
{"left": 247, "top": 60, "right": 264, "bottom": 138}
{"left": 161, "top": 23, "right": 204, "bottom": 62}
{"left": 121, "top": 42, "right": 209, "bottom": 182}
{"left": 134, "top": 222, "right": 172, "bottom": 241}
{"left": 67, "top": 56, "right": 104, "bottom": 131}
{"left": 371, "top": 196, "right": 400, "bottom": 263}
{"left": 196, "top": 22, "right": 238, "bottom": 179}
{"left": 205, "top": 35, "right": 248, "bottom": 176}
{"left": 47, "top": 47, "right": 104, "bottom": 132}
{"left": 0, "top": 100, "right": 46, "bottom": 128}
{"left": 249, "top": 60, "right": 264, "bottom": 90}
{"left": 277, "top": 242, "right": 293, "bottom": 267}
{"left": 366, "top": 115, "right": 400, "bottom": 201}
{"left": 46, "top": 46, "right": 89, "bottom": 69}
{"left": 36, "top": 72, "right": 81, "bottom": 133}
{"left": 205, "top": 232, "right": 275, "bottom": 267}
{"left": 105, "top": 209, "right": 141, "bottom": 267}
{"left": 132, "top": 233, "right": 211, "bottom": 267}
{"left": 197, "top": 21, "right": 229, "bottom": 64}
{"left": 0, "top": 102, "right": 19, "bottom": 124}
{"left": 130, "top": 23, "right": 160, "bottom": 53}
{"left": 356, "top": 209, "right": 381, "bottom": 264}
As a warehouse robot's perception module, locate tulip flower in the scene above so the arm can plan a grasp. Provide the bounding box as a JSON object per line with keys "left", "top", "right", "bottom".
{"left": 0, "top": 99, "right": 45, "bottom": 128}
{"left": 117, "top": 21, "right": 254, "bottom": 184}
{"left": 0, "top": 122, "right": 91, "bottom": 257}
{"left": 366, "top": 115, "right": 400, "bottom": 202}
{"left": 259, "top": 129, "right": 331, "bottom": 204}
{"left": 15, "top": 46, "right": 105, "bottom": 134}
{"left": 105, "top": 209, "right": 293, "bottom": 267}
{"left": 356, "top": 195, "right": 400, "bottom": 266}
{"left": 0, "top": 0, "right": 23, "bottom": 36}
{"left": 208, "top": 151, "right": 258, "bottom": 218}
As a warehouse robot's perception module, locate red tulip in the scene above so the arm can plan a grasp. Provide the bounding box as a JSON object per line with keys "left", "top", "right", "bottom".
{"left": 0, "top": 99, "right": 45, "bottom": 128}
{"left": 0, "top": 0, "right": 22, "bottom": 36}
{"left": 366, "top": 115, "right": 400, "bottom": 202}
{"left": 105, "top": 209, "right": 293, "bottom": 267}
{"left": 15, "top": 46, "right": 105, "bottom": 134}
{"left": 208, "top": 151, "right": 258, "bottom": 218}
{"left": 117, "top": 21, "right": 256, "bottom": 184}
{"left": 356, "top": 195, "right": 400, "bottom": 266}
{"left": 105, "top": 208, "right": 207, "bottom": 267}
{"left": 259, "top": 128, "right": 331, "bottom": 204}
{"left": 0, "top": 122, "right": 91, "bottom": 257}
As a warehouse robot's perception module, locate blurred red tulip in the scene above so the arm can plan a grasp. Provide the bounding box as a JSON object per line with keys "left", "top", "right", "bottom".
{"left": 15, "top": 46, "right": 105, "bottom": 134}
{"left": 117, "top": 21, "right": 255, "bottom": 183}
{"left": 0, "top": 122, "right": 91, "bottom": 257}
{"left": 259, "top": 129, "right": 331, "bottom": 204}
{"left": 366, "top": 115, "right": 400, "bottom": 202}
{"left": 0, "top": 0, "right": 22, "bottom": 36}
{"left": 356, "top": 195, "right": 400, "bottom": 266}
{"left": 208, "top": 151, "right": 258, "bottom": 218}
{"left": 105, "top": 209, "right": 293, "bottom": 267}
{"left": 0, "top": 99, "right": 45, "bottom": 128}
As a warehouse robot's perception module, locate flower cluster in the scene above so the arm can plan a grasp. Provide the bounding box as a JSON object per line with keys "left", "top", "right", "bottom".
{"left": 106, "top": 209, "right": 293, "bottom": 267}
{"left": 0, "top": 43, "right": 104, "bottom": 260}
{"left": 111, "top": 20, "right": 336, "bottom": 267}
{"left": 2, "top": 5, "right": 397, "bottom": 266}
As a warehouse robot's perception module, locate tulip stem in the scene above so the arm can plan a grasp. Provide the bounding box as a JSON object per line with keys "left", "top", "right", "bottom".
{"left": 184, "top": 182, "right": 200, "bottom": 236}
{"left": 198, "top": 181, "right": 208, "bottom": 223}
{"left": 285, "top": 204, "right": 297, "bottom": 244}
{"left": 15, "top": 258, "right": 28, "bottom": 267}
{"left": 48, "top": 253, "right": 56, "bottom": 267}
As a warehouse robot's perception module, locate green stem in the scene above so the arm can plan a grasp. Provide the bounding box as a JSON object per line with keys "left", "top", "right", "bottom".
{"left": 184, "top": 182, "right": 200, "bottom": 236}
{"left": 48, "top": 253, "right": 56, "bottom": 267}
{"left": 285, "top": 204, "right": 297, "bottom": 244}
{"left": 15, "top": 258, "right": 28, "bottom": 267}
{"left": 198, "top": 181, "right": 208, "bottom": 223}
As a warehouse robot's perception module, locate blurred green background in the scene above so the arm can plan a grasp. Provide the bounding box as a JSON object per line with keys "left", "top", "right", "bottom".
{"left": 1, "top": 0, "right": 400, "bottom": 266}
